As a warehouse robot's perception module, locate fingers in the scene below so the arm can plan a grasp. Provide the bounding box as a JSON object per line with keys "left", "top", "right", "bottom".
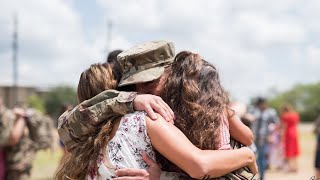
{"left": 144, "top": 105, "right": 157, "bottom": 120}
{"left": 252, "top": 163, "right": 258, "bottom": 174}
{"left": 150, "top": 101, "right": 170, "bottom": 122}
{"left": 155, "top": 97, "right": 174, "bottom": 122}
{"left": 142, "top": 152, "right": 157, "bottom": 167}
{"left": 115, "top": 168, "right": 149, "bottom": 177}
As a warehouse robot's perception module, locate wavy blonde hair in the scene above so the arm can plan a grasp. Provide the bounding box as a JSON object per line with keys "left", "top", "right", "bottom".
{"left": 55, "top": 63, "right": 118, "bottom": 180}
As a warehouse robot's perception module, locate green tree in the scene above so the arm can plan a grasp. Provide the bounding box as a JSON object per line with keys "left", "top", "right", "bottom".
{"left": 269, "top": 82, "right": 320, "bottom": 122}
{"left": 26, "top": 94, "right": 46, "bottom": 113}
{"left": 44, "top": 85, "right": 77, "bottom": 119}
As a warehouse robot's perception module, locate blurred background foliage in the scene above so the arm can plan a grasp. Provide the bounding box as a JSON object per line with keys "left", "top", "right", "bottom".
{"left": 268, "top": 82, "right": 320, "bottom": 122}
{"left": 43, "top": 85, "right": 77, "bottom": 119}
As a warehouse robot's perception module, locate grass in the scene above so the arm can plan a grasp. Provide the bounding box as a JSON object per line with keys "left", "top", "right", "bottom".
{"left": 30, "top": 124, "right": 316, "bottom": 180}
{"left": 30, "top": 149, "right": 63, "bottom": 180}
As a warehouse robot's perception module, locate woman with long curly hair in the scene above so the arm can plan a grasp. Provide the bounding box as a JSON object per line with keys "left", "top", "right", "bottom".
{"left": 56, "top": 52, "right": 256, "bottom": 180}
{"left": 157, "top": 51, "right": 255, "bottom": 178}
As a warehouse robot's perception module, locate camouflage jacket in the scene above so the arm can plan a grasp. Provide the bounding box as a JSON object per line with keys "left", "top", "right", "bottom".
{"left": 0, "top": 107, "right": 15, "bottom": 147}
{"left": 0, "top": 108, "right": 36, "bottom": 171}
{"left": 57, "top": 90, "right": 137, "bottom": 151}
{"left": 26, "top": 109, "right": 55, "bottom": 151}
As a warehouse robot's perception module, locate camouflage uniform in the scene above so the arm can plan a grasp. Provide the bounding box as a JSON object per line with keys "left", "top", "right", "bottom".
{"left": 0, "top": 107, "right": 15, "bottom": 146}
{"left": 58, "top": 90, "right": 137, "bottom": 151}
{"left": 0, "top": 106, "right": 15, "bottom": 180}
{"left": 25, "top": 109, "right": 55, "bottom": 151}
{"left": 0, "top": 107, "right": 35, "bottom": 180}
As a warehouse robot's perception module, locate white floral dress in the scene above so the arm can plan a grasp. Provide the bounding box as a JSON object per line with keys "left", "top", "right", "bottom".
{"left": 87, "top": 111, "right": 156, "bottom": 180}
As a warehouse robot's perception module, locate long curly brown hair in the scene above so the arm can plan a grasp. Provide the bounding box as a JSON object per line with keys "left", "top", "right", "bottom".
{"left": 158, "top": 51, "right": 230, "bottom": 172}
{"left": 55, "top": 63, "right": 118, "bottom": 180}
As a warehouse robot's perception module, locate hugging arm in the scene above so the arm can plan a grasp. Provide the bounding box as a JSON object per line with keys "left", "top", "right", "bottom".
{"left": 146, "top": 114, "right": 257, "bottom": 179}
{"left": 58, "top": 90, "right": 174, "bottom": 147}
{"left": 226, "top": 108, "right": 254, "bottom": 146}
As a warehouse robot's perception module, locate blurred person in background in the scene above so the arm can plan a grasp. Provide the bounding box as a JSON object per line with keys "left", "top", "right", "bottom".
{"left": 268, "top": 120, "right": 283, "bottom": 171}
{"left": 0, "top": 96, "right": 5, "bottom": 180}
{"left": 106, "top": 49, "right": 123, "bottom": 83}
{"left": 230, "top": 101, "right": 257, "bottom": 154}
{"left": 250, "top": 97, "right": 279, "bottom": 180}
{"left": 314, "top": 109, "right": 320, "bottom": 178}
{"left": 0, "top": 102, "right": 34, "bottom": 180}
{"left": 0, "top": 98, "right": 54, "bottom": 180}
{"left": 280, "top": 104, "right": 300, "bottom": 172}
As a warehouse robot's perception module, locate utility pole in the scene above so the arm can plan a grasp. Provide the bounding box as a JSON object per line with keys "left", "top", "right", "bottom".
{"left": 12, "top": 14, "right": 18, "bottom": 105}
{"left": 105, "top": 20, "right": 112, "bottom": 55}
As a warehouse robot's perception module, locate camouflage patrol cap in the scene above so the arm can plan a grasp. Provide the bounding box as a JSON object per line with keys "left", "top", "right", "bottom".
{"left": 117, "top": 40, "right": 175, "bottom": 87}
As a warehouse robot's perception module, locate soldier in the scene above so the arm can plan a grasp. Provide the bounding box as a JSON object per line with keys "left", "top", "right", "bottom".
{"left": 0, "top": 98, "right": 34, "bottom": 180}
{"left": 57, "top": 41, "right": 257, "bottom": 180}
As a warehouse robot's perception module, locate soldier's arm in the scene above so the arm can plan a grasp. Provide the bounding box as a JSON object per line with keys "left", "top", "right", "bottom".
{"left": 58, "top": 90, "right": 174, "bottom": 149}
{"left": 8, "top": 117, "right": 25, "bottom": 146}
{"left": 0, "top": 109, "right": 25, "bottom": 146}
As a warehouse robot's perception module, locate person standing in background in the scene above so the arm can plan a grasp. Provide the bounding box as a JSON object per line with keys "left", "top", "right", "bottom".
{"left": 280, "top": 104, "right": 300, "bottom": 172}
{"left": 0, "top": 97, "right": 31, "bottom": 180}
{"left": 313, "top": 109, "right": 320, "bottom": 178}
{"left": 251, "top": 97, "right": 279, "bottom": 180}
{"left": 0, "top": 96, "right": 10, "bottom": 180}
{"left": 106, "top": 49, "right": 123, "bottom": 83}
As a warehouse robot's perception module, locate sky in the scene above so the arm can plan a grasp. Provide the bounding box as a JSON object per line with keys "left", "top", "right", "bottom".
{"left": 0, "top": 0, "right": 319, "bottom": 102}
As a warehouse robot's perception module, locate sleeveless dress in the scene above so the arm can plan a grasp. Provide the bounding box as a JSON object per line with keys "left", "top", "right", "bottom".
{"left": 281, "top": 111, "right": 300, "bottom": 158}
{"left": 88, "top": 111, "right": 156, "bottom": 180}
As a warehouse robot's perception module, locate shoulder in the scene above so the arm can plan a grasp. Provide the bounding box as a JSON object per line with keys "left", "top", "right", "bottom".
{"left": 145, "top": 113, "right": 172, "bottom": 134}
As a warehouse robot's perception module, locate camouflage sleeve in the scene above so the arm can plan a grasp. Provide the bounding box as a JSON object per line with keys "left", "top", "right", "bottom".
{"left": 0, "top": 110, "right": 15, "bottom": 146}
{"left": 57, "top": 90, "right": 137, "bottom": 150}
{"left": 160, "top": 171, "right": 180, "bottom": 180}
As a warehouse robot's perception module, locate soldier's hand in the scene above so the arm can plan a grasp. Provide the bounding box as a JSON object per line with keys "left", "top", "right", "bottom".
{"left": 13, "top": 107, "right": 26, "bottom": 118}
{"left": 133, "top": 94, "right": 174, "bottom": 123}
{"left": 113, "top": 152, "right": 161, "bottom": 180}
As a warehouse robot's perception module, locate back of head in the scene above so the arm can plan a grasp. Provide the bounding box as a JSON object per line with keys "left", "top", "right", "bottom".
{"left": 255, "top": 97, "right": 266, "bottom": 106}
{"left": 77, "top": 63, "right": 117, "bottom": 103}
{"left": 56, "top": 63, "right": 117, "bottom": 180}
{"left": 107, "top": 50, "right": 123, "bottom": 83}
{"left": 281, "top": 103, "right": 294, "bottom": 113}
{"left": 159, "top": 51, "right": 229, "bottom": 172}
{"left": 107, "top": 49, "right": 123, "bottom": 64}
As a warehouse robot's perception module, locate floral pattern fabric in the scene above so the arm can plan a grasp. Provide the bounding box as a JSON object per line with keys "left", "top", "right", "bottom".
{"left": 88, "top": 111, "right": 156, "bottom": 180}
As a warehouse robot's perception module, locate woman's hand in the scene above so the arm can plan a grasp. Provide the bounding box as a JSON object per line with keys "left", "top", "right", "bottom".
{"left": 113, "top": 152, "right": 161, "bottom": 180}
{"left": 242, "top": 147, "right": 258, "bottom": 174}
{"left": 133, "top": 94, "right": 174, "bottom": 123}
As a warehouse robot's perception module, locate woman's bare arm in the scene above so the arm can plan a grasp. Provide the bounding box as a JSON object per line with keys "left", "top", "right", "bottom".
{"left": 146, "top": 114, "right": 257, "bottom": 179}
{"left": 226, "top": 108, "right": 254, "bottom": 146}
